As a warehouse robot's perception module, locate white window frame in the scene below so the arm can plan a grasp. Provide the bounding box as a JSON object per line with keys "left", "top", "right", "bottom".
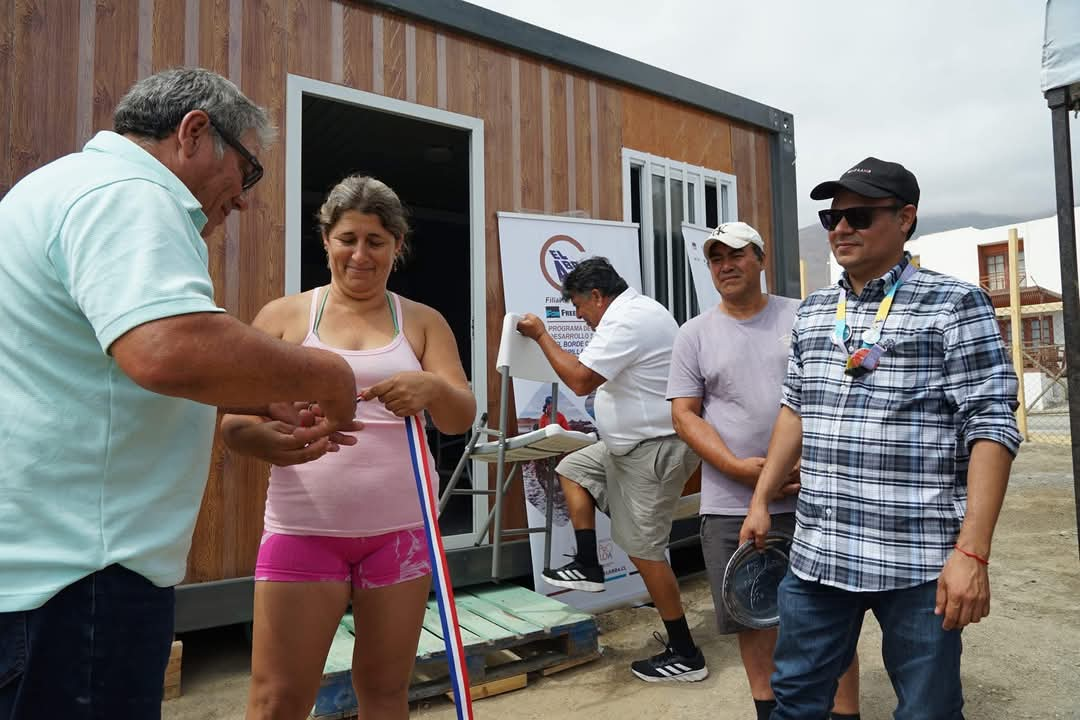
{"left": 285, "top": 74, "right": 487, "bottom": 549}
{"left": 621, "top": 149, "right": 738, "bottom": 317}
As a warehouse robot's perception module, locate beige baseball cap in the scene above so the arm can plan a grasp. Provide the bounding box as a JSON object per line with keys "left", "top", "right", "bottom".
{"left": 703, "top": 222, "right": 764, "bottom": 257}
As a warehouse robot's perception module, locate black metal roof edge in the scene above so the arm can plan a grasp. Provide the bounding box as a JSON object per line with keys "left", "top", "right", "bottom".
{"left": 366, "top": 0, "right": 794, "bottom": 136}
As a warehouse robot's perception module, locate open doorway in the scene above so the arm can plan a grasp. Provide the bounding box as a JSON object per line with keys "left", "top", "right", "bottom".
{"left": 285, "top": 77, "right": 486, "bottom": 544}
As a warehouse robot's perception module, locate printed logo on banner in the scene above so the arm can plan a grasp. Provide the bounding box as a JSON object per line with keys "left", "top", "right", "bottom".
{"left": 539, "top": 235, "right": 586, "bottom": 291}
{"left": 545, "top": 305, "right": 561, "bottom": 319}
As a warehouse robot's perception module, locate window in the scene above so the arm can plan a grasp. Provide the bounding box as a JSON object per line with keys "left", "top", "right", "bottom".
{"left": 1026, "top": 315, "right": 1053, "bottom": 348}
{"left": 622, "top": 150, "right": 737, "bottom": 323}
{"left": 985, "top": 254, "right": 1006, "bottom": 290}
{"left": 978, "top": 240, "right": 1025, "bottom": 292}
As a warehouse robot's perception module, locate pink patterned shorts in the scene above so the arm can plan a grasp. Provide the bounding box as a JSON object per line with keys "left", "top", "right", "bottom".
{"left": 255, "top": 527, "right": 432, "bottom": 589}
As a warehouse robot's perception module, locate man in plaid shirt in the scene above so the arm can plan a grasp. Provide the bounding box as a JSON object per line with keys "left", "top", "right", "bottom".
{"left": 740, "top": 157, "right": 1022, "bottom": 719}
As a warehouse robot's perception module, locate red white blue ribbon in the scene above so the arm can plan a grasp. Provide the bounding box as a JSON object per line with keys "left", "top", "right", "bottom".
{"left": 404, "top": 415, "right": 474, "bottom": 719}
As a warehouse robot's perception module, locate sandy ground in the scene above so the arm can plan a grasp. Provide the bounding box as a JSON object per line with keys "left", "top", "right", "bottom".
{"left": 163, "top": 443, "right": 1080, "bottom": 720}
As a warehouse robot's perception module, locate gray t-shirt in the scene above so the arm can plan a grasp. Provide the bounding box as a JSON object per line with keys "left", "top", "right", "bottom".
{"left": 666, "top": 295, "right": 800, "bottom": 515}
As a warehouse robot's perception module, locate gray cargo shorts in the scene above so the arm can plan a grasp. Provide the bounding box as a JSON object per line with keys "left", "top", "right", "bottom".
{"left": 554, "top": 435, "right": 700, "bottom": 562}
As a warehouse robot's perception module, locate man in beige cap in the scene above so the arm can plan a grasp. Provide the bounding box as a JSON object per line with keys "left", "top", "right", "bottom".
{"left": 667, "top": 222, "right": 861, "bottom": 720}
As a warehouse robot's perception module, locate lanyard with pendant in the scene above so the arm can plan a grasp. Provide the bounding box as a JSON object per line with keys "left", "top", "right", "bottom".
{"left": 833, "top": 263, "right": 917, "bottom": 377}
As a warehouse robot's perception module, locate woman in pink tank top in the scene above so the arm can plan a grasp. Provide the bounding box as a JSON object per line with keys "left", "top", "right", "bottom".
{"left": 221, "top": 176, "right": 476, "bottom": 720}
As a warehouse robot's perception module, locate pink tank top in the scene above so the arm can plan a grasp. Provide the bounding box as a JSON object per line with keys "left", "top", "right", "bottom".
{"left": 264, "top": 287, "right": 431, "bottom": 537}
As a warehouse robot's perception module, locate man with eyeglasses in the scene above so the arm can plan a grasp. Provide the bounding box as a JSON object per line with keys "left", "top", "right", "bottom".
{"left": 740, "top": 157, "right": 1021, "bottom": 719}
{"left": 0, "top": 68, "right": 359, "bottom": 720}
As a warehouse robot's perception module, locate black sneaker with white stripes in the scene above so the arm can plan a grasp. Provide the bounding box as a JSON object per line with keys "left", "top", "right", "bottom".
{"left": 630, "top": 632, "right": 709, "bottom": 683}
{"left": 541, "top": 559, "right": 605, "bottom": 592}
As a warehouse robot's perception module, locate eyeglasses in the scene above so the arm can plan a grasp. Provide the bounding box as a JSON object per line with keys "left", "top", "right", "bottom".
{"left": 818, "top": 205, "right": 902, "bottom": 231}
{"left": 208, "top": 118, "right": 263, "bottom": 191}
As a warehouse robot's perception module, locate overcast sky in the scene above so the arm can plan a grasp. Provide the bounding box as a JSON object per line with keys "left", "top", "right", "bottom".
{"left": 469, "top": 0, "right": 1077, "bottom": 228}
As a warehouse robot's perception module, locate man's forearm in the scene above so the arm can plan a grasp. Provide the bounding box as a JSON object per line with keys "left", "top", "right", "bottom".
{"left": 112, "top": 313, "right": 354, "bottom": 407}
{"left": 219, "top": 405, "right": 274, "bottom": 416}
{"left": 749, "top": 405, "right": 803, "bottom": 508}
{"left": 535, "top": 331, "right": 592, "bottom": 395}
{"left": 673, "top": 410, "right": 754, "bottom": 487}
{"left": 956, "top": 439, "right": 1012, "bottom": 558}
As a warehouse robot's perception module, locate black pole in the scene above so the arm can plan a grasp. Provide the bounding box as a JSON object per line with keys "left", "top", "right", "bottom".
{"left": 1044, "top": 85, "right": 1080, "bottom": 560}
{"left": 769, "top": 112, "right": 799, "bottom": 298}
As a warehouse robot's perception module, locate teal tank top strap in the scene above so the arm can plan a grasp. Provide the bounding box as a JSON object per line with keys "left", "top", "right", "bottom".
{"left": 387, "top": 291, "right": 401, "bottom": 337}
{"left": 313, "top": 284, "right": 331, "bottom": 339}
{"left": 316, "top": 286, "right": 400, "bottom": 339}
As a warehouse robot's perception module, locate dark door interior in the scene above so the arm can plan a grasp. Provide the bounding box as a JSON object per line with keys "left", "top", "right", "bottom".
{"left": 300, "top": 95, "right": 476, "bottom": 537}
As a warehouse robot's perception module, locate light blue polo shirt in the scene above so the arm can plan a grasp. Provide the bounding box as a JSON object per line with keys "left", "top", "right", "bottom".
{"left": 0, "top": 131, "right": 225, "bottom": 611}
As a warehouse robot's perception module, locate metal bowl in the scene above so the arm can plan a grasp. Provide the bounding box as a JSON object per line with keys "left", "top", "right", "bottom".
{"left": 721, "top": 531, "right": 794, "bottom": 629}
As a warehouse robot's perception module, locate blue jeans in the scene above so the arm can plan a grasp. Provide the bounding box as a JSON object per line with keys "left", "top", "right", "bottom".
{"left": 0, "top": 564, "right": 175, "bottom": 720}
{"left": 771, "top": 571, "right": 963, "bottom": 720}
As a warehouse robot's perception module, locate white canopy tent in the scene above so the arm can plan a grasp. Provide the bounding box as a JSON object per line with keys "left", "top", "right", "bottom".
{"left": 1041, "top": 0, "right": 1080, "bottom": 559}
{"left": 1042, "top": 0, "right": 1080, "bottom": 95}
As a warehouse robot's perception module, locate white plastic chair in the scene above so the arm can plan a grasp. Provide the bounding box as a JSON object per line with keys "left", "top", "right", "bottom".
{"left": 438, "top": 313, "right": 597, "bottom": 580}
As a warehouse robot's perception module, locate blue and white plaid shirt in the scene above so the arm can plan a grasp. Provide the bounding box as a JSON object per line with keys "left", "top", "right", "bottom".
{"left": 782, "top": 254, "right": 1022, "bottom": 592}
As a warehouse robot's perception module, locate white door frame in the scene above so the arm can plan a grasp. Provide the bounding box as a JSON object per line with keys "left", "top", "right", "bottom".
{"left": 285, "top": 74, "right": 487, "bottom": 549}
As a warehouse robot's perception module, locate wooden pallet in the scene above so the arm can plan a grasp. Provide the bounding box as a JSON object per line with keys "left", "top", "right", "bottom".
{"left": 311, "top": 583, "right": 599, "bottom": 718}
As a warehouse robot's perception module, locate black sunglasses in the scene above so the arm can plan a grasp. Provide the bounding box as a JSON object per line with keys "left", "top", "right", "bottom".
{"left": 818, "top": 205, "right": 902, "bottom": 231}
{"left": 208, "top": 118, "right": 263, "bottom": 191}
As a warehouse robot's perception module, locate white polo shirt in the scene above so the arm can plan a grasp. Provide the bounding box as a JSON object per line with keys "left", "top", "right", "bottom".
{"left": 578, "top": 287, "right": 678, "bottom": 454}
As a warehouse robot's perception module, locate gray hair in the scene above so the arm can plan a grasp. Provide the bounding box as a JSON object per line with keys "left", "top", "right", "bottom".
{"left": 318, "top": 175, "right": 411, "bottom": 260}
{"left": 114, "top": 67, "right": 275, "bottom": 155}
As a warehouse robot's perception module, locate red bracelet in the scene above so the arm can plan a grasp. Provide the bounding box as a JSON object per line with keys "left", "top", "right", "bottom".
{"left": 954, "top": 544, "right": 989, "bottom": 565}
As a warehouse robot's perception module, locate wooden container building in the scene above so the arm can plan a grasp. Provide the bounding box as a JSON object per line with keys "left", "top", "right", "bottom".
{"left": 0, "top": 0, "right": 798, "bottom": 630}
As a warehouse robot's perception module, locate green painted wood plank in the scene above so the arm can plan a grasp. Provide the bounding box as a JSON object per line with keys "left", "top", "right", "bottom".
{"left": 453, "top": 591, "right": 545, "bottom": 637}
{"left": 451, "top": 601, "right": 517, "bottom": 642}
{"left": 469, "top": 584, "right": 594, "bottom": 631}
{"left": 421, "top": 602, "right": 484, "bottom": 646}
{"left": 323, "top": 622, "right": 356, "bottom": 675}
{"left": 415, "top": 627, "right": 444, "bottom": 658}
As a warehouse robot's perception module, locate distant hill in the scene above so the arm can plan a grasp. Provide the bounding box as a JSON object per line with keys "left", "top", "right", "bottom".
{"left": 797, "top": 210, "right": 1055, "bottom": 293}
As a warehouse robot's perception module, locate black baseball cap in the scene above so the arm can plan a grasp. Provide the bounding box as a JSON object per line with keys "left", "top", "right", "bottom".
{"left": 810, "top": 157, "right": 920, "bottom": 207}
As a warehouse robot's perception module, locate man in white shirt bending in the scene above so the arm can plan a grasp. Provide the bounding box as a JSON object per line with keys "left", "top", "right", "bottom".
{"left": 517, "top": 257, "right": 704, "bottom": 683}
